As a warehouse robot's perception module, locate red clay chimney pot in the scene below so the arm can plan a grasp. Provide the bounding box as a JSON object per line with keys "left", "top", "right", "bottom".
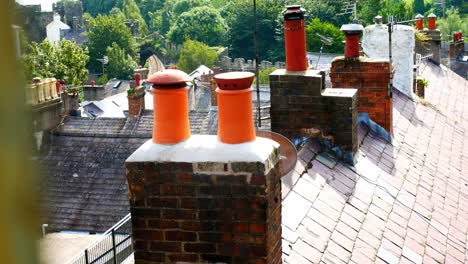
{"left": 282, "top": 5, "right": 308, "bottom": 71}
{"left": 428, "top": 13, "right": 436, "bottom": 30}
{"left": 341, "top": 24, "right": 364, "bottom": 59}
{"left": 415, "top": 14, "right": 424, "bottom": 30}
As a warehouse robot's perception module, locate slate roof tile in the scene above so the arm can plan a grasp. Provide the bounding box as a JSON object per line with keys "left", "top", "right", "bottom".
{"left": 283, "top": 60, "right": 468, "bottom": 263}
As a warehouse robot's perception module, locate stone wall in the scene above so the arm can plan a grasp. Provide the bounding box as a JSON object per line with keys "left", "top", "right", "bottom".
{"left": 269, "top": 69, "right": 358, "bottom": 153}
{"left": 82, "top": 85, "right": 105, "bottom": 101}
{"left": 14, "top": 4, "right": 53, "bottom": 42}
{"left": 220, "top": 56, "right": 285, "bottom": 71}
{"left": 126, "top": 154, "right": 282, "bottom": 263}
{"left": 330, "top": 57, "right": 393, "bottom": 133}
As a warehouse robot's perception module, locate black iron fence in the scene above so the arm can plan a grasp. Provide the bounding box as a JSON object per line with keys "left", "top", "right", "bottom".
{"left": 65, "top": 214, "right": 133, "bottom": 264}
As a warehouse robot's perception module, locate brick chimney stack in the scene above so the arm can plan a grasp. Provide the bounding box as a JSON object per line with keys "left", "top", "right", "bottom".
{"left": 282, "top": 5, "right": 308, "bottom": 71}
{"left": 341, "top": 24, "right": 364, "bottom": 59}
{"left": 416, "top": 13, "right": 442, "bottom": 64}
{"left": 126, "top": 71, "right": 282, "bottom": 263}
{"left": 330, "top": 23, "right": 394, "bottom": 133}
{"left": 415, "top": 14, "right": 424, "bottom": 30}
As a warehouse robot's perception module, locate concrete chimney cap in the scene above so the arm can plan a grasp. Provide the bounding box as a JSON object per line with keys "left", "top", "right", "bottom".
{"left": 340, "top": 24, "right": 364, "bottom": 33}
{"left": 415, "top": 14, "right": 424, "bottom": 19}
{"left": 428, "top": 13, "right": 436, "bottom": 18}
{"left": 375, "top": 15, "right": 383, "bottom": 24}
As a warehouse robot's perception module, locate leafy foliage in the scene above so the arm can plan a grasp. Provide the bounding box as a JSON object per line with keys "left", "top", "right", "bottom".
{"left": 167, "top": 6, "right": 227, "bottom": 46}
{"left": 172, "top": 0, "right": 212, "bottom": 17}
{"left": 305, "top": 18, "right": 345, "bottom": 53}
{"left": 122, "top": 0, "right": 149, "bottom": 35}
{"left": 413, "top": 0, "right": 426, "bottom": 15}
{"left": 224, "top": 0, "right": 283, "bottom": 61}
{"left": 105, "top": 43, "right": 138, "bottom": 79}
{"left": 82, "top": 0, "right": 116, "bottom": 17}
{"left": 21, "top": 39, "right": 89, "bottom": 85}
{"left": 177, "top": 39, "right": 218, "bottom": 73}
{"left": 257, "top": 67, "right": 276, "bottom": 85}
{"left": 437, "top": 7, "right": 468, "bottom": 41}
{"left": 85, "top": 14, "right": 137, "bottom": 72}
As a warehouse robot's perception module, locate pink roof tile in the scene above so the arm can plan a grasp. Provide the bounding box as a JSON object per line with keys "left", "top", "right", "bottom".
{"left": 282, "top": 60, "right": 468, "bottom": 263}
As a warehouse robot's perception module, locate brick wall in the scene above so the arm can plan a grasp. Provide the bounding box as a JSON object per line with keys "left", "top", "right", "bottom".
{"left": 270, "top": 69, "right": 358, "bottom": 153}
{"left": 330, "top": 58, "right": 393, "bottom": 133}
{"left": 82, "top": 85, "right": 105, "bottom": 101}
{"left": 125, "top": 156, "right": 282, "bottom": 263}
{"left": 128, "top": 87, "right": 146, "bottom": 118}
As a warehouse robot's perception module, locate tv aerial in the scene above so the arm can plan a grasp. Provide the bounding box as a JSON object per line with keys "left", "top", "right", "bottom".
{"left": 315, "top": 33, "right": 334, "bottom": 69}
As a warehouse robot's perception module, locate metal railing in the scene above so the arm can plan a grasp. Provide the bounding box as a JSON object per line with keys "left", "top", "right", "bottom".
{"left": 65, "top": 214, "right": 133, "bottom": 264}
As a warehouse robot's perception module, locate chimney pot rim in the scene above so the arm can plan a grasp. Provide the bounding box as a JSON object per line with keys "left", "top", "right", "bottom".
{"left": 428, "top": 13, "right": 437, "bottom": 18}
{"left": 147, "top": 69, "right": 192, "bottom": 86}
{"left": 341, "top": 24, "right": 364, "bottom": 33}
{"left": 415, "top": 14, "right": 424, "bottom": 19}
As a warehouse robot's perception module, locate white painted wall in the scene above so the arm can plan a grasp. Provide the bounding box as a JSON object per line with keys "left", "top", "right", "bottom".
{"left": 46, "top": 14, "right": 70, "bottom": 44}
{"left": 362, "top": 24, "right": 415, "bottom": 97}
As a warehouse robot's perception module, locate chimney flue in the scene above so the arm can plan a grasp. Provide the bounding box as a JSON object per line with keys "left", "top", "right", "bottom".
{"left": 214, "top": 72, "right": 256, "bottom": 144}
{"left": 282, "top": 5, "right": 308, "bottom": 71}
{"left": 147, "top": 69, "right": 191, "bottom": 144}
{"left": 375, "top": 15, "right": 382, "bottom": 25}
{"left": 415, "top": 14, "right": 424, "bottom": 30}
{"left": 341, "top": 24, "right": 364, "bottom": 59}
{"left": 428, "top": 13, "right": 437, "bottom": 30}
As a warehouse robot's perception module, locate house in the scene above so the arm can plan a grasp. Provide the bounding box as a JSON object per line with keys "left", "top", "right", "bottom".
{"left": 37, "top": 8, "right": 468, "bottom": 264}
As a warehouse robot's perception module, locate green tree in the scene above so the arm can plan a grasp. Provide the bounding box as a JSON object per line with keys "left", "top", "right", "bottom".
{"left": 85, "top": 14, "right": 137, "bottom": 72}
{"left": 413, "top": 0, "right": 426, "bottom": 15}
{"left": 172, "top": 0, "right": 212, "bottom": 18}
{"left": 437, "top": 7, "right": 468, "bottom": 41}
{"left": 305, "top": 18, "right": 345, "bottom": 53}
{"left": 82, "top": 0, "right": 116, "bottom": 16}
{"left": 167, "top": 6, "right": 227, "bottom": 46}
{"left": 105, "top": 42, "right": 138, "bottom": 79}
{"left": 122, "top": 0, "right": 149, "bottom": 35}
{"left": 225, "top": 0, "right": 283, "bottom": 61}
{"left": 177, "top": 39, "right": 218, "bottom": 73}
{"left": 136, "top": 0, "right": 165, "bottom": 25}
{"left": 22, "top": 39, "right": 89, "bottom": 85}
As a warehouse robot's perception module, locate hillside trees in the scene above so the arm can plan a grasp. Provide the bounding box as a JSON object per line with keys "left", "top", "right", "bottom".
{"left": 305, "top": 18, "right": 345, "bottom": 53}
{"left": 85, "top": 14, "right": 137, "bottom": 72}
{"left": 177, "top": 39, "right": 218, "bottom": 73}
{"left": 22, "top": 39, "right": 89, "bottom": 85}
{"left": 225, "top": 0, "right": 283, "bottom": 61}
{"left": 167, "top": 6, "right": 227, "bottom": 46}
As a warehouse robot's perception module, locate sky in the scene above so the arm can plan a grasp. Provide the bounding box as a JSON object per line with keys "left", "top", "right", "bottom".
{"left": 15, "top": 0, "right": 57, "bottom": 12}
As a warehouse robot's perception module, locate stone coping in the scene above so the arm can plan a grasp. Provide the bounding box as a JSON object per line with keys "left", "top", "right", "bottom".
{"left": 126, "top": 135, "right": 279, "bottom": 163}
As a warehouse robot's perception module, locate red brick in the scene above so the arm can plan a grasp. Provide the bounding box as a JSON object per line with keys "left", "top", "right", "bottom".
{"left": 184, "top": 243, "right": 216, "bottom": 253}
{"left": 167, "top": 253, "right": 199, "bottom": 262}
{"left": 250, "top": 223, "right": 266, "bottom": 233}
{"left": 164, "top": 231, "right": 197, "bottom": 241}
{"left": 150, "top": 241, "right": 182, "bottom": 252}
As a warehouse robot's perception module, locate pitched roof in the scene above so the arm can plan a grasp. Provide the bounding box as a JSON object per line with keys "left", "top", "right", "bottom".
{"left": 38, "top": 105, "right": 269, "bottom": 232}
{"left": 38, "top": 110, "right": 213, "bottom": 232}
{"left": 282, "top": 60, "right": 468, "bottom": 264}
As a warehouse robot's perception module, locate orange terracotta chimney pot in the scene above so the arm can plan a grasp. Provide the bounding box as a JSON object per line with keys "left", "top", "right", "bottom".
{"left": 283, "top": 5, "right": 308, "bottom": 71}
{"left": 147, "top": 69, "right": 191, "bottom": 144}
{"left": 214, "top": 72, "right": 256, "bottom": 144}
